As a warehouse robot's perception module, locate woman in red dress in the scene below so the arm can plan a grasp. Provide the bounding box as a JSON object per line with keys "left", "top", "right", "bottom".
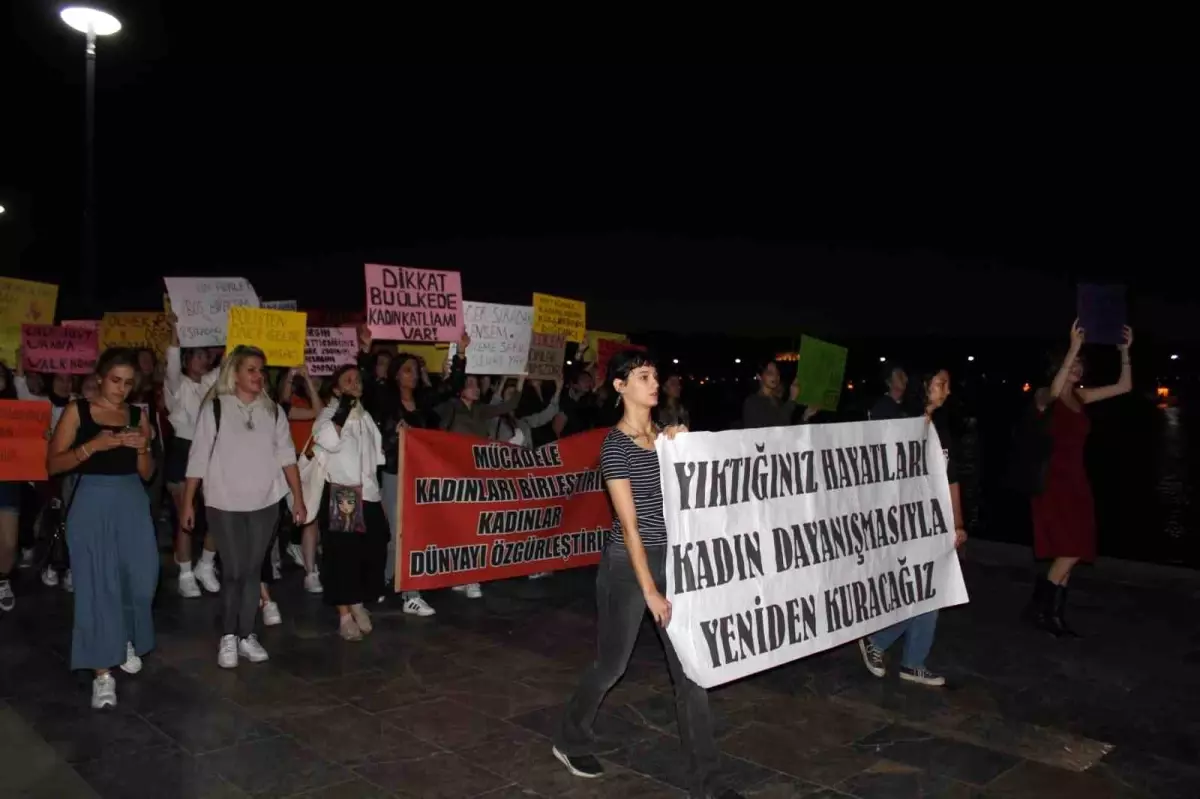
{"left": 1028, "top": 319, "right": 1133, "bottom": 636}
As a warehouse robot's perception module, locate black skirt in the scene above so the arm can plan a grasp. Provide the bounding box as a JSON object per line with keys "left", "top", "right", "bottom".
{"left": 318, "top": 482, "right": 389, "bottom": 606}
{"left": 164, "top": 437, "right": 192, "bottom": 485}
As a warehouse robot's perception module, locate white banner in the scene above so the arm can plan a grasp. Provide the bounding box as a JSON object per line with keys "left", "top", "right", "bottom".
{"left": 164, "top": 277, "right": 259, "bottom": 347}
{"left": 463, "top": 301, "right": 533, "bottom": 375}
{"left": 656, "top": 418, "right": 970, "bottom": 688}
{"left": 262, "top": 299, "right": 298, "bottom": 311}
{"left": 305, "top": 326, "right": 359, "bottom": 376}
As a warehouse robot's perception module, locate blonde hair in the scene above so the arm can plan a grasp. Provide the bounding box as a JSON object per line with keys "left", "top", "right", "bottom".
{"left": 201, "top": 345, "right": 277, "bottom": 415}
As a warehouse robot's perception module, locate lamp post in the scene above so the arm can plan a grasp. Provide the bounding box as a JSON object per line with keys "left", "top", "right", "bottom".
{"left": 60, "top": 6, "right": 121, "bottom": 315}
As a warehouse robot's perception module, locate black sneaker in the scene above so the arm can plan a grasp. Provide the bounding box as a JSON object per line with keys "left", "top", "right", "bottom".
{"left": 899, "top": 666, "right": 946, "bottom": 687}
{"left": 552, "top": 746, "right": 604, "bottom": 778}
{"left": 858, "top": 638, "right": 886, "bottom": 678}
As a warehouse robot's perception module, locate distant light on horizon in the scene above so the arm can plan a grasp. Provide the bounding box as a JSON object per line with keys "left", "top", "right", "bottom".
{"left": 879, "top": 356, "right": 886, "bottom": 362}
{"left": 967, "top": 355, "right": 975, "bottom": 362}
{"left": 734, "top": 358, "right": 741, "bottom": 364}
{"left": 672, "top": 358, "right": 679, "bottom": 364}
{"left": 1171, "top": 354, "right": 1180, "bottom": 360}
{"left": 0, "top": 205, "right": 6, "bottom": 215}
{"left": 565, "top": 360, "right": 572, "bottom": 366}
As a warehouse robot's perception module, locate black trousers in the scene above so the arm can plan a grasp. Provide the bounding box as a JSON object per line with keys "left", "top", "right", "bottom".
{"left": 318, "top": 483, "right": 388, "bottom": 606}
{"left": 557, "top": 544, "right": 719, "bottom": 796}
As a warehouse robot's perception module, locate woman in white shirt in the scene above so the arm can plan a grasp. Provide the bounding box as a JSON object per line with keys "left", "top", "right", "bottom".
{"left": 164, "top": 314, "right": 221, "bottom": 598}
{"left": 181, "top": 346, "right": 305, "bottom": 668}
{"left": 313, "top": 364, "right": 388, "bottom": 641}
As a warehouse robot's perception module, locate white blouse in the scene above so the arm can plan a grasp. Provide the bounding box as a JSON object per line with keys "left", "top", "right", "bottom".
{"left": 313, "top": 400, "right": 385, "bottom": 503}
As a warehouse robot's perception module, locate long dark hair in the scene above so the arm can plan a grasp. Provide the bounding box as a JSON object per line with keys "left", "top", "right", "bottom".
{"left": 0, "top": 362, "right": 16, "bottom": 400}
{"left": 95, "top": 348, "right": 139, "bottom": 379}
{"left": 321, "top": 363, "right": 359, "bottom": 404}
{"left": 607, "top": 348, "right": 657, "bottom": 391}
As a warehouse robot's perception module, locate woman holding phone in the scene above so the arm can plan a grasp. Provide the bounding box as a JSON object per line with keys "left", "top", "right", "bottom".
{"left": 47, "top": 349, "right": 159, "bottom": 709}
{"left": 553, "top": 350, "right": 741, "bottom": 799}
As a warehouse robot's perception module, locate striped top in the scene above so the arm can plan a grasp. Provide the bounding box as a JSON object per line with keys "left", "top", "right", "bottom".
{"left": 600, "top": 427, "right": 667, "bottom": 547}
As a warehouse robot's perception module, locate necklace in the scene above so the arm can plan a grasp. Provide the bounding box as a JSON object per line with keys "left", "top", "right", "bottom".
{"left": 619, "top": 420, "right": 655, "bottom": 443}
{"left": 234, "top": 398, "right": 256, "bottom": 430}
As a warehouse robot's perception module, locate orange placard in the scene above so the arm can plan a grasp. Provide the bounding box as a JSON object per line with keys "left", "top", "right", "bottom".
{"left": 0, "top": 400, "right": 51, "bottom": 481}
{"left": 397, "top": 428, "right": 611, "bottom": 590}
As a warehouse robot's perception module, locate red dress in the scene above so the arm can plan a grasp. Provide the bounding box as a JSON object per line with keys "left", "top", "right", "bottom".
{"left": 1031, "top": 397, "right": 1096, "bottom": 561}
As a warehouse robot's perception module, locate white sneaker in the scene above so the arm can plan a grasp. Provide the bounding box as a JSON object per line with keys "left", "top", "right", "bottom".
{"left": 403, "top": 595, "right": 436, "bottom": 617}
{"left": 286, "top": 543, "right": 305, "bottom": 568}
{"left": 178, "top": 571, "right": 201, "bottom": 598}
{"left": 194, "top": 560, "right": 220, "bottom": 593}
{"left": 91, "top": 673, "right": 117, "bottom": 709}
{"left": 0, "top": 580, "right": 14, "bottom": 612}
{"left": 63, "top": 569, "right": 74, "bottom": 593}
{"left": 527, "top": 572, "right": 551, "bottom": 580}
{"left": 303, "top": 572, "right": 323, "bottom": 594}
{"left": 218, "top": 635, "right": 238, "bottom": 669}
{"left": 463, "top": 583, "right": 483, "bottom": 599}
{"left": 238, "top": 635, "right": 269, "bottom": 663}
{"left": 41, "top": 566, "right": 59, "bottom": 587}
{"left": 18, "top": 548, "right": 34, "bottom": 569}
{"left": 120, "top": 642, "right": 142, "bottom": 674}
{"left": 262, "top": 601, "right": 282, "bottom": 627}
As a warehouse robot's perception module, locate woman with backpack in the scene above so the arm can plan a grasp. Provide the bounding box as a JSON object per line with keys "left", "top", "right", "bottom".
{"left": 181, "top": 345, "right": 306, "bottom": 669}
{"left": 45, "top": 349, "right": 158, "bottom": 708}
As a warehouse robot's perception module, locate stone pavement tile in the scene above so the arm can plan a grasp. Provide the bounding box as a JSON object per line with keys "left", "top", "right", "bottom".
{"left": 722, "top": 721, "right": 881, "bottom": 785}
{"left": 984, "top": 760, "right": 1150, "bottom": 798}
{"left": 73, "top": 745, "right": 248, "bottom": 799}
{"left": 198, "top": 735, "right": 352, "bottom": 798}
{"left": 509, "top": 704, "right": 657, "bottom": 748}
{"left": 265, "top": 637, "right": 389, "bottom": 682}
{"left": 381, "top": 696, "right": 541, "bottom": 751}
{"left": 948, "top": 712, "right": 1113, "bottom": 772}
{"left": 430, "top": 674, "right": 563, "bottom": 719}
{"left": 602, "top": 731, "right": 777, "bottom": 794}
{"left": 740, "top": 773, "right": 828, "bottom": 797}
{"left": 852, "top": 724, "right": 1018, "bottom": 786}
{"left": 284, "top": 776, "right": 394, "bottom": 798}
{"left": 352, "top": 750, "right": 512, "bottom": 799}
{"left": 140, "top": 695, "right": 281, "bottom": 755}
{"left": 0, "top": 702, "right": 98, "bottom": 798}
{"left": 9, "top": 688, "right": 177, "bottom": 765}
{"left": 518, "top": 761, "right": 685, "bottom": 799}
{"left": 273, "top": 704, "right": 443, "bottom": 766}
{"left": 723, "top": 693, "right": 888, "bottom": 747}
{"left": 317, "top": 669, "right": 434, "bottom": 713}
{"left": 836, "top": 760, "right": 989, "bottom": 798}
{"left": 455, "top": 735, "right": 564, "bottom": 783}
{"left": 371, "top": 648, "right": 487, "bottom": 686}
{"left": 473, "top": 786, "right": 548, "bottom": 799}
{"left": 176, "top": 660, "right": 345, "bottom": 722}
{"left": 1097, "top": 748, "right": 1200, "bottom": 799}
{"left": 830, "top": 679, "right": 975, "bottom": 731}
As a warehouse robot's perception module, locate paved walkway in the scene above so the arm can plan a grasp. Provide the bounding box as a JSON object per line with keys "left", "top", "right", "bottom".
{"left": 2, "top": 540, "right": 1198, "bottom": 798}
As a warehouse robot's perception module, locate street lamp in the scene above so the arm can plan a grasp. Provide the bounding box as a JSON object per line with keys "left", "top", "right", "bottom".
{"left": 60, "top": 6, "right": 121, "bottom": 315}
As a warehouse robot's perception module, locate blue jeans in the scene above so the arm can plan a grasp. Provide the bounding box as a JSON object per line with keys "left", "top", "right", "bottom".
{"left": 869, "top": 610, "right": 939, "bottom": 669}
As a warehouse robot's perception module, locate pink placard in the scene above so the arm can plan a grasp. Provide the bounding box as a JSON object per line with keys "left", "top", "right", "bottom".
{"left": 21, "top": 324, "right": 99, "bottom": 375}
{"left": 364, "top": 263, "right": 463, "bottom": 343}
{"left": 61, "top": 320, "right": 101, "bottom": 331}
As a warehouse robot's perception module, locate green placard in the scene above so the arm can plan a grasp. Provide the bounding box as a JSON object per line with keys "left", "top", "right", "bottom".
{"left": 796, "top": 335, "right": 848, "bottom": 410}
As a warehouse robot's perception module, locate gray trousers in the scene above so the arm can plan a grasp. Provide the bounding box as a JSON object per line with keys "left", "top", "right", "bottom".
{"left": 206, "top": 504, "right": 278, "bottom": 637}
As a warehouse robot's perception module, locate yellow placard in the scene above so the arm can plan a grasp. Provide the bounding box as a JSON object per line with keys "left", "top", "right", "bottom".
{"left": 532, "top": 293, "right": 586, "bottom": 343}
{"left": 583, "top": 329, "right": 627, "bottom": 362}
{"left": 225, "top": 306, "right": 307, "bottom": 367}
{"left": 400, "top": 343, "right": 451, "bottom": 374}
{"left": 100, "top": 312, "right": 173, "bottom": 358}
{"left": 0, "top": 277, "right": 59, "bottom": 365}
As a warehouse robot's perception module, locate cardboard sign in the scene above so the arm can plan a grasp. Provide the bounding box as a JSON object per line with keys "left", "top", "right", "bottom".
{"left": 99, "top": 312, "right": 173, "bottom": 358}
{"left": 532, "top": 293, "right": 586, "bottom": 342}
{"left": 262, "top": 300, "right": 298, "bottom": 311}
{"left": 365, "top": 263, "right": 463, "bottom": 343}
{"left": 164, "top": 277, "right": 260, "bottom": 347}
{"left": 21, "top": 324, "right": 98, "bottom": 375}
{"left": 527, "top": 332, "right": 567, "bottom": 380}
{"left": 796, "top": 334, "right": 848, "bottom": 411}
{"left": 401, "top": 343, "right": 452, "bottom": 375}
{"left": 0, "top": 277, "right": 59, "bottom": 365}
{"left": 62, "top": 320, "right": 101, "bottom": 331}
{"left": 1076, "top": 284, "right": 1127, "bottom": 346}
{"left": 225, "top": 306, "right": 307, "bottom": 367}
{"left": 305, "top": 327, "right": 359, "bottom": 376}
{"left": 656, "top": 418, "right": 969, "bottom": 688}
{"left": 0, "top": 399, "right": 52, "bottom": 481}
{"left": 463, "top": 301, "right": 533, "bottom": 375}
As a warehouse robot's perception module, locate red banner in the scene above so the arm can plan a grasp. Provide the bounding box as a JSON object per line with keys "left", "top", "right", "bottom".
{"left": 0, "top": 400, "right": 51, "bottom": 481}
{"left": 397, "top": 427, "right": 611, "bottom": 590}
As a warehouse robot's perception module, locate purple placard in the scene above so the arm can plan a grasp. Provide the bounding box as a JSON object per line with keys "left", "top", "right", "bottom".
{"left": 1076, "top": 284, "right": 1126, "bottom": 346}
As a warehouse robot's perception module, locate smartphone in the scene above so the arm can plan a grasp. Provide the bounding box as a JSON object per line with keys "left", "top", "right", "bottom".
{"left": 447, "top": 342, "right": 459, "bottom": 361}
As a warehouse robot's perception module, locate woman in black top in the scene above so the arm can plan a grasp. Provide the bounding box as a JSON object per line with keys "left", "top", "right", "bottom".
{"left": 857, "top": 367, "right": 967, "bottom": 689}
{"left": 553, "top": 350, "right": 741, "bottom": 799}
{"left": 47, "top": 349, "right": 158, "bottom": 709}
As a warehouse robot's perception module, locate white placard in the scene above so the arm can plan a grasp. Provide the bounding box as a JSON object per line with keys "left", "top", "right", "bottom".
{"left": 305, "top": 327, "right": 359, "bottom": 376}
{"left": 164, "top": 277, "right": 259, "bottom": 347}
{"left": 463, "top": 301, "right": 533, "bottom": 375}
{"left": 656, "top": 418, "right": 970, "bottom": 688}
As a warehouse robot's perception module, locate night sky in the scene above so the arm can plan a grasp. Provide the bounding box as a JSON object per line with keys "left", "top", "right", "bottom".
{"left": 3, "top": 5, "right": 1197, "bottom": 341}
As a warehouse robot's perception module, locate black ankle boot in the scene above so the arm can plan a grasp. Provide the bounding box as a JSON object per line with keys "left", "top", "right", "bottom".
{"left": 1049, "top": 583, "right": 1080, "bottom": 638}
{"left": 1021, "top": 578, "right": 1053, "bottom": 626}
